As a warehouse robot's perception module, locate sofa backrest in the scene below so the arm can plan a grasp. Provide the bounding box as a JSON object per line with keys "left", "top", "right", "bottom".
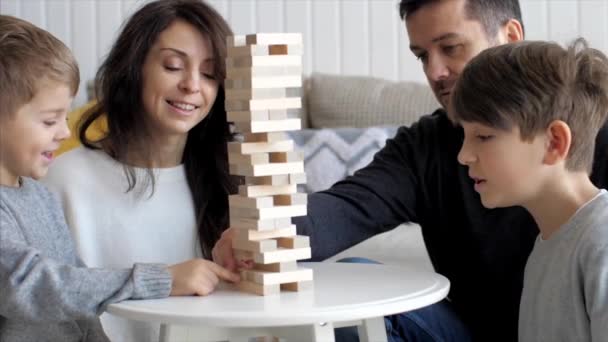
{"left": 302, "top": 73, "right": 440, "bottom": 129}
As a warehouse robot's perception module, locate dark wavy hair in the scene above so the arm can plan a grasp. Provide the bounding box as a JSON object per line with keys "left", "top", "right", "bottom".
{"left": 399, "top": 0, "right": 524, "bottom": 39}
{"left": 78, "top": 0, "right": 235, "bottom": 258}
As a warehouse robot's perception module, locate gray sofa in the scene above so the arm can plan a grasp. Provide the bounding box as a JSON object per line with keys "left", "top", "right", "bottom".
{"left": 291, "top": 73, "right": 440, "bottom": 270}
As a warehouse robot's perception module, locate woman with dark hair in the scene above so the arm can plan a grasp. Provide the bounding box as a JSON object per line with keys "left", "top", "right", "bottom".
{"left": 44, "top": 0, "right": 238, "bottom": 340}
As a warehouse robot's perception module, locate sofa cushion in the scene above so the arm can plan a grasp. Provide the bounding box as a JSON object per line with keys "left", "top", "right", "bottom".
{"left": 305, "top": 73, "right": 439, "bottom": 129}
{"left": 287, "top": 126, "right": 398, "bottom": 193}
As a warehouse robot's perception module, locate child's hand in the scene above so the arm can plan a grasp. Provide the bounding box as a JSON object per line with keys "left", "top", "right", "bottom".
{"left": 168, "top": 259, "right": 240, "bottom": 296}
{"left": 212, "top": 228, "right": 255, "bottom": 271}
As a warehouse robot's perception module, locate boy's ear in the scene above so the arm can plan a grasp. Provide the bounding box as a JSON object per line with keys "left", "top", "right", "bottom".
{"left": 543, "top": 120, "right": 571, "bottom": 165}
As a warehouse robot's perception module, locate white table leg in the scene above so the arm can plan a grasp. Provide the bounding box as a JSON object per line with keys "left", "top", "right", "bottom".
{"left": 160, "top": 324, "right": 283, "bottom": 342}
{"left": 357, "top": 317, "right": 388, "bottom": 342}
{"left": 160, "top": 324, "right": 233, "bottom": 342}
{"left": 267, "top": 322, "right": 335, "bottom": 342}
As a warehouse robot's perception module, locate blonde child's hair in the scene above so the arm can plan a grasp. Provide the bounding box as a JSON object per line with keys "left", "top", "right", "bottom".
{"left": 0, "top": 15, "right": 79, "bottom": 117}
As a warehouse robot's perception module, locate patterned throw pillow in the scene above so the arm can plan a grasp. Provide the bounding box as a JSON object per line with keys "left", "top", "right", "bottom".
{"left": 287, "top": 126, "right": 399, "bottom": 193}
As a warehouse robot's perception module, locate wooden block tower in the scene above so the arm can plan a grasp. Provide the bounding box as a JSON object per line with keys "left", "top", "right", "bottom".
{"left": 225, "top": 33, "right": 313, "bottom": 296}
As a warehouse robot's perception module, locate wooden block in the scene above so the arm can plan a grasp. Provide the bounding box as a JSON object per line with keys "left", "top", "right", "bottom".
{"left": 243, "top": 132, "right": 287, "bottom": 143}
{"left": 281, "top": 280, "right": 314, "bottom": 292}
{"left": 227, "top": 65, "right": 302, "bottom": 79}
{"left": 268, "top": 44, "right": 287, "bottom": 55}
{"left": 225, "top": 97, "right": 301, "bottom": 112}
{"left": 225, "top": 88, "right": 288, "bottom": 101}
{"left": 227, "top": 44, "right": 270, "bottom": 56}
{"left": 227, "top": 35, "right": 247, "bottom": 47}
{"left": 246, "top": 33, "right": 303, "bottom": 45}
{"left": 225, "top": 75, "right": 302, "bottom": 90}
{"left": 269, "top": 151, "right": 303, "bottom": 163}
{"left": 228, "top": 152, "right": 269, "bottom": 165}
{"left": 237, "top": 280, "right": 280, "bottom": 296}
{"left": 231, "top": 217, "right": 290, "bottom": 231}
{"left": 230, "top": 204, "right": 306, "bottom": 220}
{"left": 254, "top": 261, "right": 298, "bottom": 272}
{"left": 230, "top": 161, "right": 304, "bottom": 177}
{"left": 246, "top": 225, "right": 297, "bottom": 241}
{"left": 227, "top": 44, "right": 303, "bottom": 57}
{"left": 232, "top": 238, "right": 277, "bottom": 253}
{"left": 246, "top": 175, "right": 290, "bottom": 186}
{"left": 273, "top": 193, "right": 307, "bottom": 206}
{"left": 269, "top": 44, "right": 303, "bottom": 56}
{"left": 228, "top": 140, "right": 293, "bottom": 154}
{"left": 255, "top": 247, "right": 311, "bottom": 264}
{"left": 268, "top": 109, "right": 288, "bottom": 120}
{"left": 234, "top": 118, "right": 301, "bottom": 133}
{"left": 289, "top": 173, "right": 307, "bottom": 184}
{"left": 226, "top": 55, "right": 302, "bottom": 68}
{"left": 238, "top": 183, "right": 297, "bottom": 197}
{"left": 242, "top": 268, "right": 312, "bottom": 285}
{"left": 227, "top": 110, "right": 268, "bottom": 122}
{"left": 229, "top": 195, "right": 274, "bottom": 209}
{"left": 276, "top": 235, "right": 310, "bottom": 249}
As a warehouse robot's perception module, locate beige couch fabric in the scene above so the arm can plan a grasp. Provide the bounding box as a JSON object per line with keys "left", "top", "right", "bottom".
{"left": 304, "top": 72, "right": 439, "bottom": 128}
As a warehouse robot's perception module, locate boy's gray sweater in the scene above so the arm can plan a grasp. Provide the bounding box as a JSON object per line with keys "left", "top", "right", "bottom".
{"left": 0, "top": 178, "right": 172, "bottom": 342}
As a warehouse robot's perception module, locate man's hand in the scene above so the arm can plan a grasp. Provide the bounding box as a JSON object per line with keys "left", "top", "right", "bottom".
{"left": 168, "top": 259, "right": 240, "bottom": 296}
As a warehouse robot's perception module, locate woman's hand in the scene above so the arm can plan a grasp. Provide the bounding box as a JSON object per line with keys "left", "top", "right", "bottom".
{"left": 168, "top": 259, "right": 240, "bottom": 296}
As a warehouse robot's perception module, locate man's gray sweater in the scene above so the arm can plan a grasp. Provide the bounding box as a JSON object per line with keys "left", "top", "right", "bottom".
{"left": 0, "top": 177, "right": 172, "bottom": 342}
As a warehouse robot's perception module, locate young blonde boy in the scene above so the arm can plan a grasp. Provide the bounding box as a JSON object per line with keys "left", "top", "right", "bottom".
{"left": 451, "top": 39, "right": 608, "bottom": 341}
{"left": 0, "top": 15, "right": 238, "bottom": 342}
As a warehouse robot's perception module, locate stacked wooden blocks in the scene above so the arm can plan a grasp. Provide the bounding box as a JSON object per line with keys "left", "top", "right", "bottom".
{"left": 226, "top": 33, "right": 313, "bottom": 296}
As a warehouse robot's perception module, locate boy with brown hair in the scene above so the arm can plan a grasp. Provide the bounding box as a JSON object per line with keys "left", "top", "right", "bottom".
{"left": 0, "top": 15, "right": 238, "bottom": 342}
{"left": 452, "top": 38, "right": 608, "bottom": 341}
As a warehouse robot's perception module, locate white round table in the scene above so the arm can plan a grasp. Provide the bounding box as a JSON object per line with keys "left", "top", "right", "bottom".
{"left": 107, "top": 262, "right": 449, "bottom": 342}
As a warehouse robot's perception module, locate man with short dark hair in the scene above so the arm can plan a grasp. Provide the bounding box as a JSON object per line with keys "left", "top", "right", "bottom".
{"left": 213, "top": 1, "right": 608, "bottom": 340}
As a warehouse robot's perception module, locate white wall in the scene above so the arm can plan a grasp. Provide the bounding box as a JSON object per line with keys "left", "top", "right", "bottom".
{"left": 2, "top": 0, "right": 608, "bottom": 107}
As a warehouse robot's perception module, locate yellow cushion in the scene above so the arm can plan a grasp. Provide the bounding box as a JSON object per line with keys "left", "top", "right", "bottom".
{"left": 58, "top": 101, "right": 107, "bottom": 155}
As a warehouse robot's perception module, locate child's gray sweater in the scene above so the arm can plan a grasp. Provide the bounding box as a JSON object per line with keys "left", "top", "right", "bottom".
{"left": 0, "top": 177, "right": 172, "bottom": 342}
